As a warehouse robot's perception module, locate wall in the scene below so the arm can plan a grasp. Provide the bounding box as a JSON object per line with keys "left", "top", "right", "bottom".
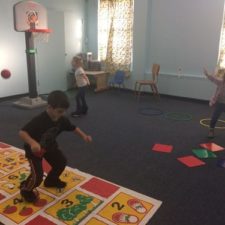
{"left": 130, "top": 0, "right": 149, "bottom": 86}
{"left": 86, "top": 0, "right": 225, "bottom": 100}
{"left": 63, "top": 0, "right": 86, "bottom": 68}
{"left": 0, "top": 0, "right": 27, "bottom": 98}
{"left": 35, "top": 10, "right": 67, "bottom": 94}
{"left": 146, "top": 0, "right": 224, "bottom": 100}
{"left": 1, "top": 0, "right": 224, "bottom": 99}
{"left": 0, "top": 0, "right": 86, "bottom": 98}
{"left": 86, "top": 0, "right": 98, "bottom": 59}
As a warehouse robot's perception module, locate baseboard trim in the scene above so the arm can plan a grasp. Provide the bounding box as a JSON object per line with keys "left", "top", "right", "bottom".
{"left": 115, "top": 87, "right": 209, "bottom": 105}
{"left": 0, "top": 93, "right": 28, "bottom": 102}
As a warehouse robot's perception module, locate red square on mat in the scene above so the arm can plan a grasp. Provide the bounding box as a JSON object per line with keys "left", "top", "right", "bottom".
{"left": 200, "top": 143, "right": 224, "bottom": 152}
{"left": 0, "top": 193, "right": 6, "bottom": 201}
{"left": 177, "top": 156, "right": 206, "bottom": 167}
{"left": 25, "top": 215, "right": 57, "bottom": 225}
{"left": 80, "top": 177, "right": 119, "bottom": 198}
{"left": 42, "top": 158, "right": 52, "bottom": 173}
{"left": 0, "top": 142, "right": 11, "bottom": 148}
{"left": 152, "top": 143, "right": 173, "bottom": 153}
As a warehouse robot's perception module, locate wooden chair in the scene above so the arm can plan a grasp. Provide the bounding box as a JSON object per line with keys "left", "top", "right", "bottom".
{"left": 134, "top": 64, "right": 160, "bottom": 99}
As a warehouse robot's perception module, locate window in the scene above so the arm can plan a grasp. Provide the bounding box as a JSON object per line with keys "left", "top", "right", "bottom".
{"left": 218, "top": 8, "right": 225, "bottom": 69}
{"left": 98, "top": 0, "right": 134, "bottom": 73}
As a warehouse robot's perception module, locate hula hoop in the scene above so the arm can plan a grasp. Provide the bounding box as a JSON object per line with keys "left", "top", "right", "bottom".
{"left": 200, "top": 118, "right": 225, "bottom": 129}
{"left": 164, "top": 112, "right": 192, "bottom": 121}
{"left": 138, "top": 107, "right": 163, "bottom": 116}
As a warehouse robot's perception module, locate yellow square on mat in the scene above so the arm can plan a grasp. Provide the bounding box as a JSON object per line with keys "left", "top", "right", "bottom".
{"left": 0, "top": 192, "right": 55, "bottom": 224}
{"left": 40, "top": 169, "right": 86, "bottom": 196}
{"left": 45, "top": 189, "right": 102, "bottom": 225}
{"left": 0, "top": 152, "right": 28, "bottom": 172}
{"left": 0, "top": 148, "right": 18, "bottom": 158}
{"left": 86, "top": 217, "right": 108, "bottom": 225}
{"left": 98, "top": 192, "right": 154, "bottom": 225}
{"left": 0, "top": 167, "right": 30, "bottom": 194}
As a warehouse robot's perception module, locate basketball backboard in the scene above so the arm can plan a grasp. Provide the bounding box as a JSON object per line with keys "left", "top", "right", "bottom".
{"left": 13, "top": 1, "right": 48, "bottom": 31}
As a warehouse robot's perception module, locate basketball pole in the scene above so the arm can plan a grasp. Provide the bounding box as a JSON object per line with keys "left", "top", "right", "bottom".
{"left": 13, "top": 1, "right": 49, "bottom": 109}
{"left": 13, "top": 31, "right": 47, "bottom": 109}
{"left": 25, "top": 31, "right": 38, "bottom": 98}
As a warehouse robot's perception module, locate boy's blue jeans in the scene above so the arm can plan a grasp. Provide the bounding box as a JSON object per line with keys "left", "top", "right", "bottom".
{"left": 210, "top": 102, "right": 225, "bottom": 129}
{"left": 76, "top": 86, "right": 88, "bottom": 113}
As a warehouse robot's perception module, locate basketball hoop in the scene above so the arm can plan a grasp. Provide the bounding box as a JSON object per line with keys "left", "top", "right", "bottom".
{"left": 25, "top": 28, "right": 52, "bottom": 43}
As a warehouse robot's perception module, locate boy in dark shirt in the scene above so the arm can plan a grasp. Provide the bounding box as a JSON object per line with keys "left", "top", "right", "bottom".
{"left": 19, "top": 90, "right": 92, "bottom": 202}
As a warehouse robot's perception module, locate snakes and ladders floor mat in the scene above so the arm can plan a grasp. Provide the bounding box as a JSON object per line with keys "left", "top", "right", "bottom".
{"left": 0, "top": 142, "right": 162, "bottom": 225}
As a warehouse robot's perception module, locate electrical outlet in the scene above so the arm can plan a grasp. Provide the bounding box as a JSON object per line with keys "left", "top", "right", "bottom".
{"left": 177, "top": 67, "right": 182, "bottom": 77}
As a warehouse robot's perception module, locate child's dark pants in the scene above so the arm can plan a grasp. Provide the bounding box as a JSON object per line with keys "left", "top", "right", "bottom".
{"left": 21, "top": 148, "right": 67, "bottom": 191}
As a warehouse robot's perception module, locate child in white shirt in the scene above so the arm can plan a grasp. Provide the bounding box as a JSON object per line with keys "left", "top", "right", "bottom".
{"left": 203, "top": 67, "right": 225, "bottom": 138}
{"left": 71, "top": 56, "right": 90, "bottom": 117}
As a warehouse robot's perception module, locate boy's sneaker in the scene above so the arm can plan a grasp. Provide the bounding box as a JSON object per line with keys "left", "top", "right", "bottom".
{"left": 20, "top": 189, "right": 39, "bottom": 203}
{"left": 44, "top": 179, "right": 67, "bottom": 188}
{"left": 208, "top": 129, "right": 215, "bottom": 139}
{"left": 71, "top": 111, "right": 81, "bottom": 117}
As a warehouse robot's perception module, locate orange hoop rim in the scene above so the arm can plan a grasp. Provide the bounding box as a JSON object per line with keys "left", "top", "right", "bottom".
{"left": 25, "top": 28, "right": 52, "bottom": 33}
